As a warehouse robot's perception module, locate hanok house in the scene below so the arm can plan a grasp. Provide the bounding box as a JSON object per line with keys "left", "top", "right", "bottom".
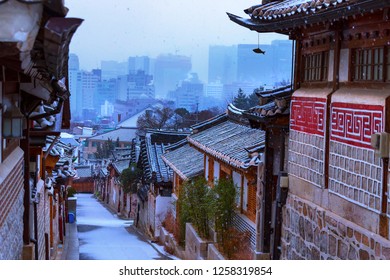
{"left": 243, "top": 85, "right": 292, "bottom": 259}
{"left": 106, "top": 158, "right": 138, "bottom": 218}
{"left": 0, "top": 1, "right": 82, "bottom": 259}
{"left": 44, "top": 135, "right": 77, "bottom": 257}
{"left": 73, "top": 165, "right": 94, "bottom": 193}
{"left": 160, "top": 139, "right": 204, "bottom": 240}
{"left": 186, "top": 107, "right": 265, "bottom": 258}
{"left": 136, "top": 130, "right": 189, "bottom": 239}
{"left": 229, "top": 0, "right": 390, "bottom": 259}
{"left": 83, "top": 127, "right": 137, "bottom": 160}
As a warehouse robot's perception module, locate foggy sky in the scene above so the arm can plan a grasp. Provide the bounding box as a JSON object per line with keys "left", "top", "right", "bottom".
{"left": 65, "top": 0, "right": 287, "bottom": 81}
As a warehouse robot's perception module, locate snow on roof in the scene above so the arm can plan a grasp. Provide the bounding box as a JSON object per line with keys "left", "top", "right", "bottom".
{"left": 88, "top": 127, "right": 136, "bottom": 142}
{"left": 188, "top": 120, "right": 265, "bottom": 169}
{"left": 162, "top": 142, "right": 204, "bottom": 181}
{"left": 228, "top": 0, "right": 378, "bottom": 33}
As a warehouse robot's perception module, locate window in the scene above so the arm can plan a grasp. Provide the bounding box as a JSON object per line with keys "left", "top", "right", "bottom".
{"left": 303, "top": 51, "right": 329, "bottom": 82}
{"left": 352, "top": 47, "right": 390, "bottom": 81}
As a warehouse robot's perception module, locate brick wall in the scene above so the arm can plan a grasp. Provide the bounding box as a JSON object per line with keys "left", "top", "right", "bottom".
{"left": 0, "top": 148, "right": 24, "bottom": 260}
{"left": 329, "top": 142, "right": 382, "bottom": 213}
{"left": 289, "top": 130, "right": 325, "bottom": 188}
{"left": 281, "top": 194, "right": 390, "bottom": 260}
{"left": 0, "top": 189, "right": 24, "bottom": 260}
{"left": 289, "top": 95, "right": 327, "bottom": 188}
{"left": 36, "top": 181, "right": 47, "bottom": 260}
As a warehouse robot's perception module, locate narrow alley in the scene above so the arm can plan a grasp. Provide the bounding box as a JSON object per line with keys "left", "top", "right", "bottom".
{"left": 75, "top": 193, "right": 169, "bottom": 260}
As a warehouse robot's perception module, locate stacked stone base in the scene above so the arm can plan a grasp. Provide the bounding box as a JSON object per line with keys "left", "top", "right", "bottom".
{"left": 281, "top": 193, "right": 390, "bottom": 260}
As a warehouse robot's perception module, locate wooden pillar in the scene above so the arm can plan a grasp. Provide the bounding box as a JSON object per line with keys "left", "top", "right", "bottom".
{"left": 292, "top": 33, "right": 302, "bottom": 91}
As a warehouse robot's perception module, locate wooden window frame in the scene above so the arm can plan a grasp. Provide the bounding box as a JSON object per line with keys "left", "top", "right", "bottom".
{"left": 302, "top": 51, "right": 329, "bottom": 83}
{"left": 351, "top": 46, "right": 389, "bottom": 82}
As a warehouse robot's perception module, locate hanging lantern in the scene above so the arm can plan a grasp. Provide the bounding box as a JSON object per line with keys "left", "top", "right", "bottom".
{"left": 2, "top": 99, "right": 24, "bottom": 138}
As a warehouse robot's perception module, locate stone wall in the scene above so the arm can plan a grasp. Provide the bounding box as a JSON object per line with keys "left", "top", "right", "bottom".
{"left": 329, "top": 141, "right": 382, "bottom": 212}
{"left": 289, "top": 131, "right": 325, "bottom": 188}
{"left": 185, "top": 223, "right": 208, "bottom": 260}
{"left": 0, "top": 189, "right": 24, "bottom": 260}
{"left": 36, "top": 180, "right": 46, "bottom": 260}
{"left": 281, "top": 194, "right": 390, "bottom": 260}
{"left": 207, "top": 244, "right": 225, "bottom": 260}
{"left": 0, "top": 148, "right": 25, "bottom": 260}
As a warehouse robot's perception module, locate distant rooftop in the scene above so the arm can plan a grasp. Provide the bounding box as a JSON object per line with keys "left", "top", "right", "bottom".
{"left": 88, "top": 127, "right": 136, "bottom": 143}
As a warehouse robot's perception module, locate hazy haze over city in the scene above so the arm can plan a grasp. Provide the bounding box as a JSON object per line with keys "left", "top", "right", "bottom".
{"left": 66, "top": 0, "right": 288, "bottom": 82}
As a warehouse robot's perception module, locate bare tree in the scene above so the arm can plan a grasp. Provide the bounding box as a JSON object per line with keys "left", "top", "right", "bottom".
{"left": 136, "top": 107, "right": 174, "bottom": 131}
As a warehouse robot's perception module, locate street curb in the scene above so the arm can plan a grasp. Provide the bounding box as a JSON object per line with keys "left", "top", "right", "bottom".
{"left": 62, "top": 222, "right": 80, "bottom": 260}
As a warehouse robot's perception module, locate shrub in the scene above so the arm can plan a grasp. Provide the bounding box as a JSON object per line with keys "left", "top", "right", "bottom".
{"left": 219, "top": 228, "right": 253, "bottom": 260}
{"left": 67, "top": 186, "right": 77, "bottom": 197}
{"left": 120, "top": 163, "right": 142, "bottom": 194}
{"left": 180, "top": 177, "right": 214, "bottom": 239}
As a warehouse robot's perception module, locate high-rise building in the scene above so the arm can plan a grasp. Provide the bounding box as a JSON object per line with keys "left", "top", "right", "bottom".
{"left": 170, "top": 73, "right": 203, "bottom": 112}
{"left": 270, "top": 40, "right": 294, "bottom": 84}
{"left": 208, "top": 45, "right": 237, "bottom": 84}
{"left": 101, "top": 100, "right": 115, "bottom": 117}
{"left": 68, "top": 53, "right": 79, "bottom": 71}
{"left": 236, "top": 44, "right": 273, "bottom": 84}
{"left": 117, "top": 70, "right": 154, "bottom": 102}
{"left": 128, "top": 56, "right": 150, "bottom": 75}
{"left": 208, "top": 40, "right": 292, "bottom": 89}
{"left": 206, "top": 80, "right": 223, "bottom": 99}
{"left": 95, "top": 78, "right": 117, "bottom": 111}
{"left": 68, "top": 53, "right": 82, "bottom": 120}
{"left": 80, "top": 70, "right": 100, "bottom": 117}
{"left": 237, "top": 40, "right": 292, "bottom": 85}
{"left": 153, "top": 54, "right": 191, "bottom": 99}
{"left": 101, "top": 60, "right": 127, "bottom": 80}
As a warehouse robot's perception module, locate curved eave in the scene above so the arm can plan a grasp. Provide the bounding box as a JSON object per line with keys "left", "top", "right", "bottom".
{"left": 227, "top": 0, "right": 390, "bottom": 34}
{"left": 227, "top": 12, "right": 290, "bottom": 35}
{"left": 44, "top": 0, "right": 69, "bottom": 17}
{"left": 44, "top": 17, "right": 83, "bottom": 80}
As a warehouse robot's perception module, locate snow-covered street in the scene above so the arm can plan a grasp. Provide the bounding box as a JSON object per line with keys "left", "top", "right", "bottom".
{"left": 75, "top": 193, "right": 169, "bottom": 260}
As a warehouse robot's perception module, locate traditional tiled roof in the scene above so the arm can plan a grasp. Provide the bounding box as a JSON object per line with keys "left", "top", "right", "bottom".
{"left": 74, "top": 165, "right": 93, "bottom": 178}
{"left": 190, "top": 113, "right": 228, "bottom": 133}
{"left": 244, "top": 85, "right": 292, "bottom": 122}
{"left": 112, "top": 147, "right": 132, "bottom": 160}
{"left": 227, "top": 0, "right": 385, "bottom": 33}
{"left": 88, "top": 127, "right": 137, "bottom": 143}
{"left": 162, "top": 140, "right": 204, "bottom": 181}
{"left": 138, "top": 130, "right": 188, "bottom": 183}
{"left": 112, "top": 159, "right": 131, "bottom": 174}
{"left": 45, "top": 135, "right": 75, "bottom": 159}
{"left": 0, "top": 0, "right": 83, "bottom": 130}
{"left": 188, "top": 120, "right": 265, "bottom": 169}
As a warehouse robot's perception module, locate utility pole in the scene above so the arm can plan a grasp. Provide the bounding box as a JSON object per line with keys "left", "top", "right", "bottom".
{"left": 195, "top": 102, "right": 199, "bottom": 124}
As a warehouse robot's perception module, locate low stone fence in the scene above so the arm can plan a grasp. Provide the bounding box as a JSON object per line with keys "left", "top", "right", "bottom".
{"left": 207, "top": 244, "right": 225, "bottom": 260}
{"left": 159, "top": 223, "right": 226, "bottom": 260}
{"left": 185, "top": 223, "right": 209, "bottom": 260}
{"left": 158, "top": 227, "right": 186, "bottom": 259}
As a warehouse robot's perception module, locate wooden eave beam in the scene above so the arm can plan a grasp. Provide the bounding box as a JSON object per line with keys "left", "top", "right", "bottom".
{"left": 228, "top": 0, "right": 390, "bottom": 34}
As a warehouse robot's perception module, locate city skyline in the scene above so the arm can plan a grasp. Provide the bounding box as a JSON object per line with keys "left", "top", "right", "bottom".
{"left": 65, "top": 0, "right": 288, "bottom": 82}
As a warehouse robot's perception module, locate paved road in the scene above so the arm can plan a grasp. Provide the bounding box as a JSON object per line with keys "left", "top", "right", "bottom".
{"left": 76, "top": 193, "right": 168, "bottom": 260}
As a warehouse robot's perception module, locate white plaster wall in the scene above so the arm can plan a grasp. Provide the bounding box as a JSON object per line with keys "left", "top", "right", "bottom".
{"left": 339, "top": 48, "right": 350, "bottom": 82}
